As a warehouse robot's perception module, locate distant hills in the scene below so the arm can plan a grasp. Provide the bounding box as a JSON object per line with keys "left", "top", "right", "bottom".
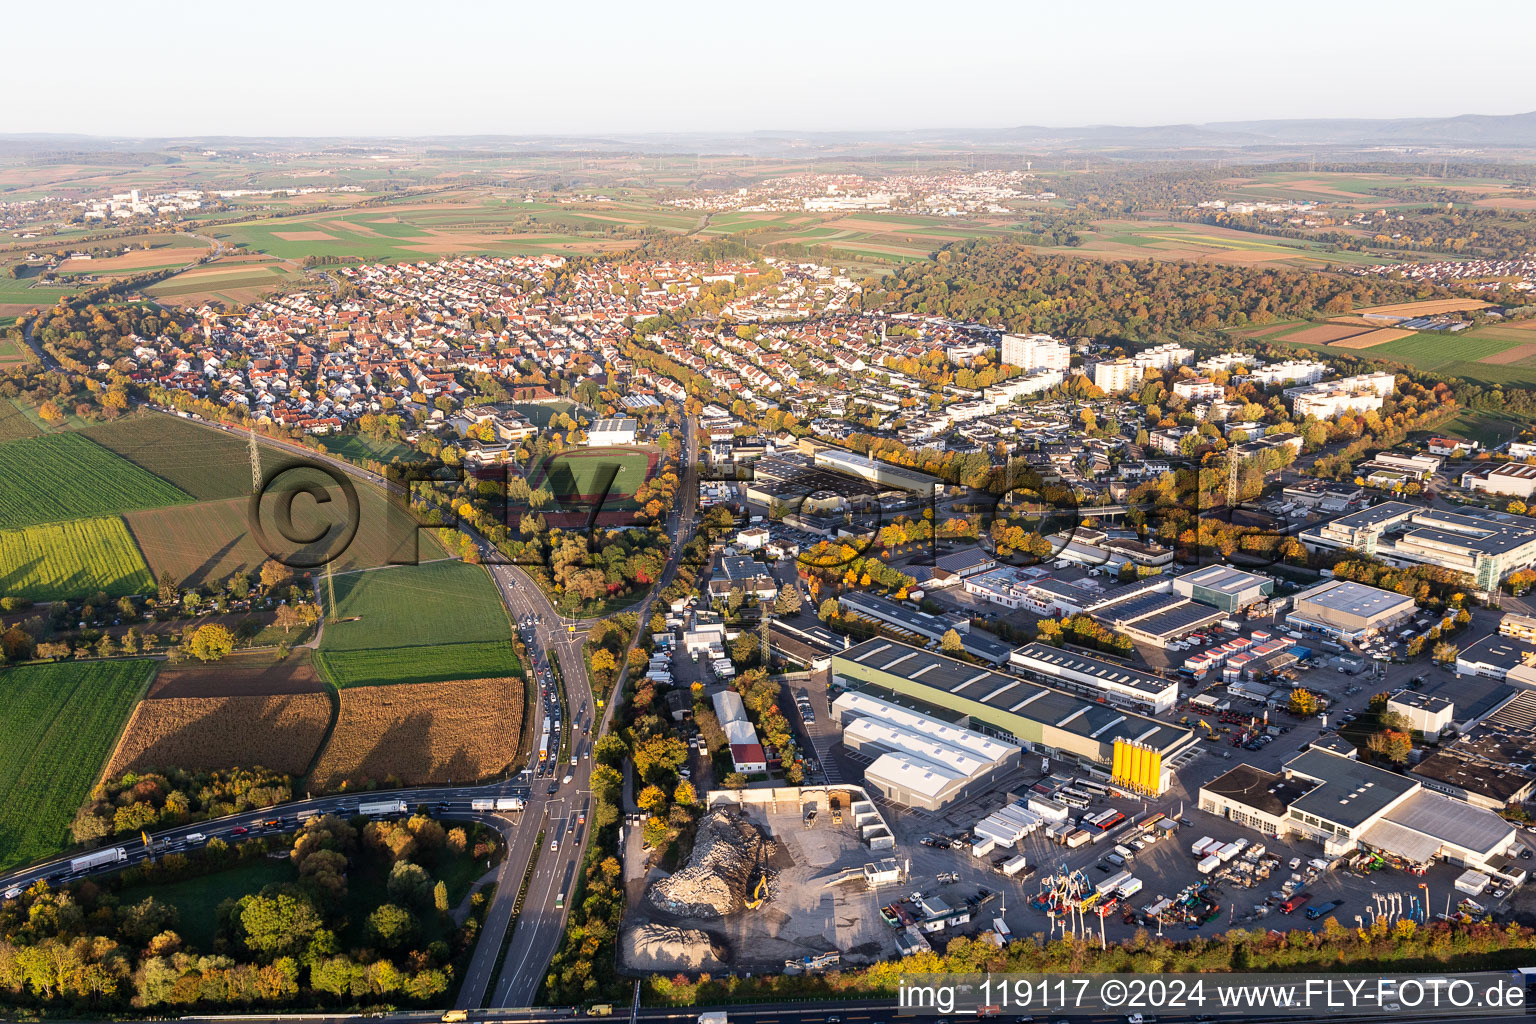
{"left": 4, "top": 111, "right": 1536, "bottom": 159}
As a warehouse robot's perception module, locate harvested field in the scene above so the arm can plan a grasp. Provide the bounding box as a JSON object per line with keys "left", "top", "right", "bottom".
{"left": 310, "top": 677, "right": 523, "bottom": 790}
{"left": 72, "top": 247, "right": 204, "bottom": 273}
{"left": 1281, "top": 323, "right": 1372, "bottom": 346}
{"left": 1479, "top": 343, "right": 1536, "bottom": 365}
{"left": 1327, "top": 328, "right": 1418, "bottom": 349}
{"left": 1357, "top": 298, "right": 1493, "bottom": 316}
{"left": 273, "top": 231, "right": 338, "bottom": 241}
{"left": 148, "top": 652, "right": 327, "bottom": 698}
{"left": 103, "top": 692, "right": 332, "bottom": 777}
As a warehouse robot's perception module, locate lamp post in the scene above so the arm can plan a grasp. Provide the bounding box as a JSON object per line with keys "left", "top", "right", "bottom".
{"left": 1419, "top": 882, "right": 1429, "bottom": 924}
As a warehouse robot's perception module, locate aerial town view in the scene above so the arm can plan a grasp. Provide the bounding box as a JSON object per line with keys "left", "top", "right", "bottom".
{"left": 7, "top": 2, "right": 1536, "bottom": 1023}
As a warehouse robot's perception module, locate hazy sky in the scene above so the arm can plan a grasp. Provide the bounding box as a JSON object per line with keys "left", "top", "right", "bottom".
{"left": 6, "top": 0, "right": 1534, "bottom": 137}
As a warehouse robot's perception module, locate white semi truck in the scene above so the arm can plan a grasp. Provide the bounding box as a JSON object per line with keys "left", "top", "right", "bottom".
{"left": 358, "top": 799, "right": 408, "bottom": 816}
{"left": 70, "top": 847, "right": 127, "bottom": 873}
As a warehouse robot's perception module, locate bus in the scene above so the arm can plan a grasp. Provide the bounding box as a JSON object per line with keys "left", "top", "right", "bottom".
{"left": 1058, "top": 790, "right": 1090, "bottom": 809}
{"left": 1078, "top": 779, "right": 1110, "bottom": 795}
{"left": 1085, "top": 809, "right": 1126, "bottom": 831}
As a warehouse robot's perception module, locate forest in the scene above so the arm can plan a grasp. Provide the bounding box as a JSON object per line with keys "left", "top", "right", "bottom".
{"left": 868, "top": 240, "right": 1445, "bottom": 339}
{"left": 0, "top": 812, "right": 502, "bottom": 1012}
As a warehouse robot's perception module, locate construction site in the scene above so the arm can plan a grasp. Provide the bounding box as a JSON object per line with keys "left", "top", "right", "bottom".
{"left": 619, "top": 787, "right": 910, "bottom": 974}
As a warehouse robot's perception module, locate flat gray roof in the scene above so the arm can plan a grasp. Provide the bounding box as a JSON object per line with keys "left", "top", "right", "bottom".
{"left": 1286, "top": 749, "right": 1416, "bottom": 829}
{"left": 1294, "top": 579, "right": 1416, "bottom": 618}
{"left": 1379, "top": 788, "right": 1515, "bottom": 857}
{"left": 1177, "top": 564, "right": 1273, "bottom": 594}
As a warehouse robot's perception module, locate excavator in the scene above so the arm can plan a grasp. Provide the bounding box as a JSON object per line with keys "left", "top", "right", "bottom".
{"left": 745, "top": 845, "right": 772, "bottom": 910}
{"left": 1198, "top": 719, "right": 1220, "bottom": 742}
{"left": 745, "top": 870, "right": 770, "bottom": 910}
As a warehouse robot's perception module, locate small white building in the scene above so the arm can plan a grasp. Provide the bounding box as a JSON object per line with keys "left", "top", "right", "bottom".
{"left": 587, "top": 416, "right": 639, "bottom": 445}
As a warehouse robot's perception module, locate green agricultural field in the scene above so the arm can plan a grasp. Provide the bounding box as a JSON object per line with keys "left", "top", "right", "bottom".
{"left": 0, "top": 398, "right": 40, "bottom": 441}
{"left": 0, "top": 659, "right": 155, "bottom": 871}
{"left": 81, "top": 414, "right": 291, "bottom": 500}
{"left": 320, "top": 560, "right": 512, "bottom": 653}
{"left": 0, "top": 516, "right": 154, "bottom": 600}
{"left": 1411, "top": 409, "right": 1529, "bottom": 448}
{"left": 1287, "top": 328, "right": 1536, "bottom": 386}
{"left": 318, "top": 433, "right": 413, "bottom": 464}
{"left": 314, "top": 640, "right": 520, "bottom": 689}
{"left": 314, "top": 560, "right": 516, "bottom": 687}
{"left": 0, "top": 432, "right": 192, "bottom": 528}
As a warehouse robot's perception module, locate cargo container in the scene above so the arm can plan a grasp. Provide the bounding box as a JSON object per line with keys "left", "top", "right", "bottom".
{"left": 1002, "top": 855, "right": 1030, "bottom": 876}
{"left": 1456, "top": 870, "right": 1491, "bottom": 896}
{"left": 971, "top": 837, "right": 997, "bottom": 858}
{"left": 359, "top": 799, "right": 408, "bottom": 816}
{"left": 1096, "top": 870, "right": 1132, "bottom": 895}
{"left": 494, "top": 797, "right": 525, "bottom": 812}
{"left": 1191, "top": 836, "right": 1216, "bottom": 857}
{"left": 1064, "top": 829, "right": 1091, "bottom": 848}
{"left": 1216, "top": 842, "right": 1242, "bottom": 863}
{"left": 70, "top": 847, "right": 127, "bottom": 873}
{"left": 1197, "top": 854, "right": 1221, "bottom": 875}
{"left": 471, "top": 798, "right": 496, "bottom": 811}
{"left": 1117, "top": 876, "right": 1143, "bottom": 898}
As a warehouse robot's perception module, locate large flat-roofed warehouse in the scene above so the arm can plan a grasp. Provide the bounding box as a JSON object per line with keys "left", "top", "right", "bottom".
{"left": 1199, "top": 748, "right": 1516, "bottom": 868}
{"left": 1172, "top": 565, "right": 1274, "bottom": 613}
{"left": 832, "top": 639, "right": 1195, "bottom": 792}
{"left": 1301, "top": 501, "right": 1536, "bottom": 591}
{"left": 1009, "top": 642, "right": 1180, "bottom": 715}
{"left": 1089, "top": 589, "right": 1225, "bottom": 649}
{"left": 743, "top": 452, "right": 880, "bottom": 512}
{"left": 813, "top": 446, "right": 943, "bottom": 497}
{"left": 831, "top": 688, "right": 1020, "bottom": 811}
{"left": 838, "top": 591, "right": 1013, "bottom": 665}
{"left": 1285, "top": 579, "right": 1418, "bottom": 641}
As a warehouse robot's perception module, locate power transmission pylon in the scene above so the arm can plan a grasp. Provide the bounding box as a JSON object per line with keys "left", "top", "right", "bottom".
{"left": 248, "top": 425, "right": 261, "bottom": 492}
{"left": 1226, "top": 449, "right": 1241, "bottom": 508}
{"left": 324, "top": 559, "right": 337, "bottom": 622}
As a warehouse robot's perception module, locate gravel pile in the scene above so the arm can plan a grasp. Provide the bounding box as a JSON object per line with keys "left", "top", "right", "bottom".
{"left": 647, "top": 809, "right": 768, "bottom": 918}
{"left": 623, "top": 923, "right": 727, "bottom": 971}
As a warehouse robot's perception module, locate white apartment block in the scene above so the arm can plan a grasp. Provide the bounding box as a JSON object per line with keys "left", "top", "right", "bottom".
{"left": 1286, "top": 372, "right": 1396, "bottom": 419}
{"left": 1241, "top": 360, "right": 1330, "bottom": 388}
{"left": 1093, "top": 358, "right": 1141, "bottom": 393}
{"left": 1172, "top": 377, "right": 1221, "bottom": 401}
{"left": 1000, "top": 333, "right": 1071, "bottom": 373}
{"left": 1135, "top": 343, "right": 1195, "bottom": 372}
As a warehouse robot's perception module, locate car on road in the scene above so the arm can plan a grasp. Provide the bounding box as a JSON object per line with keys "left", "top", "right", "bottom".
{"left": 231, "top": 826, "right": 248, "bottom": 835}
{"left": 550, "top": 839, "right": 559, "bottom": 851}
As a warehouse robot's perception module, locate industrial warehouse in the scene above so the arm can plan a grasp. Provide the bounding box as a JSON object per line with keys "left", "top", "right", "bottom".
{"left": 1199, "top": 748, "right": 1517, "bottom": 869}
{"left": 831, "top": 639, "right": 1196, "bottom": 794}
{"left": 831, "top": 688, "right": 1020, "bottom": 811}
{"left": 1285, "top": 578, "right": 1419, "bottom": 641}
{"left": 1300, "top": 501, "right": 1536, "bottom": 592}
